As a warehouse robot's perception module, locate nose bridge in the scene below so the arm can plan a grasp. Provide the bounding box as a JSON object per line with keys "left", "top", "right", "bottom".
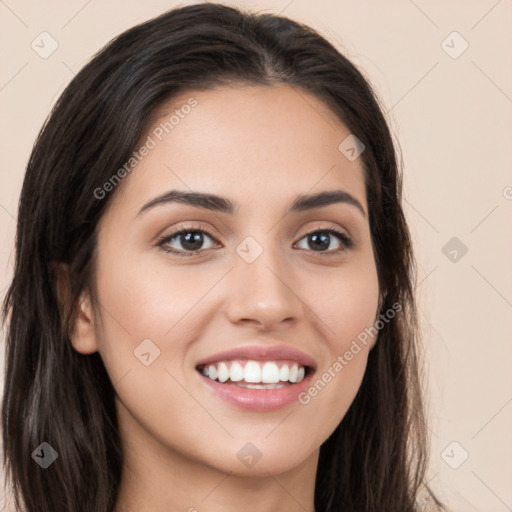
{"left": 225, "top": 232, "right": 304, "bottom": 327}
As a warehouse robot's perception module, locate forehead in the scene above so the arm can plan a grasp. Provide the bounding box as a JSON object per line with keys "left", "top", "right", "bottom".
{"left": 107, "top": 84, "right": 367, "bottom": 217}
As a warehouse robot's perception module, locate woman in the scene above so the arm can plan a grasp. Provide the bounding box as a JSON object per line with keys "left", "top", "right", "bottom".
{"left": 1, "top": 3, "right": 444, "bottom": 511}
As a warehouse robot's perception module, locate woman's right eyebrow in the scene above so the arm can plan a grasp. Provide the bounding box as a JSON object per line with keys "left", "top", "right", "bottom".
{"left": 136, "top": 189, "right": 366, "bottom": 219}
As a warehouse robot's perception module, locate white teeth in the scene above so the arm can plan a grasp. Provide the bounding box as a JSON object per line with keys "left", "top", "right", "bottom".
{"left": 217, "top": 362, "right": 229, "bottom": 383}
{"left": 199, "top": 360, "right": 307, "bottom": 385}
{"left": 229, "top": 361, "right": 244, "bottom": 382}
{"left": 244, "top": 361, "right": 261, "bottom": 383}
{"left": 289, "top": 363, "right": 298, "bottom": 383}
{"left": 208, "top": 365, "right": 218, "bottom": 380}
{"left": 261, "top": 362, "right": 280, "bottom": 383}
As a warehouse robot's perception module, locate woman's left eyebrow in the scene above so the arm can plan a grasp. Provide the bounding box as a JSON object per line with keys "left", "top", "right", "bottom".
{"left": 136, "top": 189, "right": 366, "bottom": 218}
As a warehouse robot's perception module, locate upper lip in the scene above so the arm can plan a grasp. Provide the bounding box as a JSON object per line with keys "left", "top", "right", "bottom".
{"left": 196, "top": 344, "right": 317, "bottom": 370}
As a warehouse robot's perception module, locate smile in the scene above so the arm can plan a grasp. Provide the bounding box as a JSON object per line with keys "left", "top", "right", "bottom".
{"left": 195, "top": 344, "right": 316, "bottom": 411}
{"left": 197, "top": 359, "right": 307, "bottom": 388}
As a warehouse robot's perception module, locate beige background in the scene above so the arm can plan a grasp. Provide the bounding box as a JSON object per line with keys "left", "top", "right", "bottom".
{"left": 1, "top": 1, "right": 511, "bottom": 510}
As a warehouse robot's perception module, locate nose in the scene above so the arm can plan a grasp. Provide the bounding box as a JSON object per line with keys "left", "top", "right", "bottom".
{"left": 224, "top": 245, "right": 304, "bottom": 331}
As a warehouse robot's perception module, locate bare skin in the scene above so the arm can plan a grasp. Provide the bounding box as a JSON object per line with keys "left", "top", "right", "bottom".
{"left": 68, "top": 84, "right": 380, "bottom": 512}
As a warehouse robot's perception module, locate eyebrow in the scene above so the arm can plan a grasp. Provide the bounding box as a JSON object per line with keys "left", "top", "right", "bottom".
{"left": 137, "top": 189, "right": 366, "bottom": 218}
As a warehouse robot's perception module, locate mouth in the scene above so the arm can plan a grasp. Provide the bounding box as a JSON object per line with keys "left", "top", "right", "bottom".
{"left": 195, "top": 340, "right": 316, "bottom": 412}
{"left": 195, "top": 345, "right": 316, "bottom": 412}
{"left": 196, "top": 359, "right": 311, "bottom": 389}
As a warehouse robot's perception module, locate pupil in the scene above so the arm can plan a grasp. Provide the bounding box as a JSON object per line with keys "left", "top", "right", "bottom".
{"left": 182, "top": 231, "right": 203, "bottom": 251}
{"left": 310, "top": 233, "right": 329, "bottom": 251}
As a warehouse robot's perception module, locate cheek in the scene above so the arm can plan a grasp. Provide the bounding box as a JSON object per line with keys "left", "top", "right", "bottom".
{"left": 90, "top": 253, "right": 208, "bottom": 449}
{"left": 305, "top": 254, "right": 380, "bottom": 346}
{"left": 296, "top": 256, "right": 379, "bottom": 422}
{"left": 90, "top": 246, "right": 234, "bottom": 404}
{"left": 93, "top": 248, "right": 209, "bottom": 347}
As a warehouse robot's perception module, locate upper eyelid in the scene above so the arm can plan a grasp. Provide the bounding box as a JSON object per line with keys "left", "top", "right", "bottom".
{"left": 159, "top": 223, "right": 351, "bottom": 240}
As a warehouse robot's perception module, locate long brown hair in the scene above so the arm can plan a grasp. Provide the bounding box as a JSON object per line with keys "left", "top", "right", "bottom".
{"left": 1, "top": 3, "right": 443, "bottom": 511}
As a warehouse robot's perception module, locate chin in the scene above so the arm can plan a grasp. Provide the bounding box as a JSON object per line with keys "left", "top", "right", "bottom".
{"left": 202, "top": 438, "right": 317, "bottom": 477}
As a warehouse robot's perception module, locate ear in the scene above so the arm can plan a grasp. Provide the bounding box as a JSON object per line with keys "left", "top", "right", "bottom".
{"left": 53, "top": 262, "right": 99, "bottom": 355}
{"left": 71, "top": 290, "right": 99, "bottom": 354}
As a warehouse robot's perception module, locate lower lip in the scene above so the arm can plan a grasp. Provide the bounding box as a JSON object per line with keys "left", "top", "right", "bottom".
{"left": 198, "top": 371, "right": 314, "bottom": 412}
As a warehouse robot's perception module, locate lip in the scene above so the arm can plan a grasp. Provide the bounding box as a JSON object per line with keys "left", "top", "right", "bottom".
{"left": 195, "top": 344, "right": 317, "bottom": 370}
{"left": 199, "top": 369, "right": 315, "bottom": 412}
{"left": 195, "top": 344, "right": 317, "bottom": 412}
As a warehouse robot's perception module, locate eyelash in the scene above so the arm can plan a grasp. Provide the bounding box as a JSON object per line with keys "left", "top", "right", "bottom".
{"left": 156, "top": 223, "right": 355, "bottom": 257}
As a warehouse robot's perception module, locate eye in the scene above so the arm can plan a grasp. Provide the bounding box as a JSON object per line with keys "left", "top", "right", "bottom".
{"left": 294, "top": 225, "right": 354, "bottom": 255}
{"left": 156, "top": 223, "right": 354, "bottom": 257}
{"left": 156, "top": 225, "right": 218, "bottom": 257}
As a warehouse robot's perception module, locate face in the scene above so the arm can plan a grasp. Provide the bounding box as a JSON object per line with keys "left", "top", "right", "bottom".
{"left": 72, "top": 84, "right": 380, "bottom": 478}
